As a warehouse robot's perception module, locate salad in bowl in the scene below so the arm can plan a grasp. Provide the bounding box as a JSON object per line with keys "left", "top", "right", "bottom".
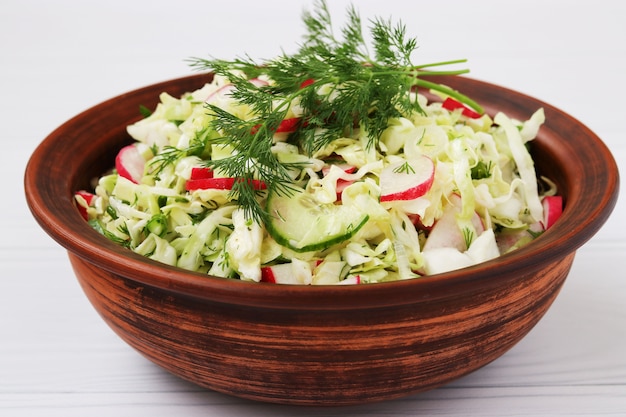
{"left": 75, "top": 1, "right": 561, "bottom": 285}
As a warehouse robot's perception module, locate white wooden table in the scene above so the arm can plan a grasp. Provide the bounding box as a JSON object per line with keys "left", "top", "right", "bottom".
{"left": 2, "top": 1, "right": 625, "bottom": 415}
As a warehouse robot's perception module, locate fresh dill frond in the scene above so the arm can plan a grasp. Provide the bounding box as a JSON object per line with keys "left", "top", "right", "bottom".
{"left": 185, "top": 0, "right": 481, "bottom": 224}
{"left": 471, "top": 160, "right": 494, "bottom": 180}
{"left": 89, "top": 219, "right": 130, "bottom": 248}
{"left": 149, "top": 146, "right": 184, "bottom": 176}
{"left": 393, "top": 161, "right": 416, "bottom": 174}
{"left": 462, "top": 227, "right": 475, "bottom": 249}
{"left": 149, "top": 124, "right": 211, "bottom": 176}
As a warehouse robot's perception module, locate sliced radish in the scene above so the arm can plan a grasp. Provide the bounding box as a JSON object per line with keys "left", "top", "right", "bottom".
{"left": 408, "top": 214, "right": 432, "bottom": 231}
{"left": 322, "top": 162, "right": 356, "bottom": 176}
{"left": 75, "top": 190, "right": 96, "bottom": 221}
{"left": 334, "top": 179, "right": 353, "bottom": 197}
{"left": 541, "top": 195, "right": 563, "bottom": 230}
{"left": 496, "top": 222, "right": 543, "bottom": 254}
{"left": 379, "top": 156, "right": 435, "bottom": 202}
{"left": 205, "top": 83, "right": 236, "bottom": 104}
{"left": 336, "top": 275, "right": 361, "bottom": 285}
{"left": 251, "top": 117, "right": 302, "bottom": 135}
{"left": 275, "top": 117, "right": 301, "bottom": 133}
{"left": 76, "top": 190, "right": 96, "bottom": 205}
{"left": 422, "top": 229, "right": 499, "bottom": 275}
{"left": 190, "top": 167, "right": 213, "bottom": 180}
{"left": 115, "top": 144, "right": 145, "bottom": 184}
{"left": 442, "top": 97, "right": 482, "bottom": 119}
{"left": 185, "top": 177, "right": 267, "bottom": 192}
{"left": 299, "top": 78, "right": 315, "bottom": 89}
{"left": 423, "top": 194, "right": 485, "bottom": 252}
{"left": 261, "top": 260, "right": 312, "bottom": 285}
{"left": 249, "top": 78, "right": 269, "bottom": 87}
{"left": 261, "top": 264, "right": 294, "bottom": 284}
{"left": 322, "top": 163, "right": 356, "bottom": 201}
{"left": 260, "top": 266, "right": 278, "bottom": 283}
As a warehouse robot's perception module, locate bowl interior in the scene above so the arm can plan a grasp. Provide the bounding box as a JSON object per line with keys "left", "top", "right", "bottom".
{"left": 24, "top": 73, "right": 620, "bottom": 308}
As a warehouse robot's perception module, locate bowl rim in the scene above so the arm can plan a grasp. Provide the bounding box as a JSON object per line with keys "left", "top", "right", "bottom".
{"left": 24, "top": 73, "right": 620, "bottom": 310}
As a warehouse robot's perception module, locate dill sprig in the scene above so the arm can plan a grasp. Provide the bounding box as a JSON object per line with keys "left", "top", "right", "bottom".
{"left": 149, "top": 126, "right": 211, "bottom": 176}
{"left": 186, "top": 0, "right": 482, "bottom": 224}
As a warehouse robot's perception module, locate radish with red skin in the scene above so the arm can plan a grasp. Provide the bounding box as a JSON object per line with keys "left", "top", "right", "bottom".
{"left": 274, "top": 118, "right": 300, "bottom": 133}
{"left": 541, "top": 195, "right": 563, "bottom": 229}
{"left": 76, "top": 190, "right": 96, "bottom": 205}
{"left": 190, "top": 167, "right": 213, "bottom": 180}
{"left": 77, "top": 205, "right": 89, "bottom": 221}
{"left": 115, "top": 144, "right": 145, "bottom": 184}
{"left": 262, "top": 260, "right": 352, "bottom": 285}
{"left": 248, "top": 78, "right": 269, "bottom": 87}
{"left": 185, "top": 177, "right": 267, "bottom": 192}
{"left": 408, "top": 214, "right": 432, "bottom": 231}
{"left": 260, "top": 266, "right": 279, "bottom": 283}
{"left": 379, "top": 156, "right": 435, "bottom": 202}
{"left": 442, "top": 97, "right": 482, "bottom": 119}
{"left": 299, "top": 78, "right": 315, "bottom": 89}
{"left": 322, "top": 163, "right": 356, "bottom": 176}
{"left": 205, "top": 84, "right": 235, "bottom": 104}
{"left": 334, "top": 179, "right": 353, "bottom": 198}
{"left": 251, "top": 117, "right": 302, "bottom": 135}
{"left": 75, "top": 190, "right": 96, "bottom": 221}
{"left": 337, "top": 275, "right": 361, "bottom": 285}
{"left": 423, "top": 194, "right": 485, "bottom": 252}
{"left": 260, "top": 261, "right": 312, "bottom": 285}
{"left": 321, "top": 163, "right": 357, "bottom": 200}
{"left": 261, "top": 264, "right": 297, "bottom": 284}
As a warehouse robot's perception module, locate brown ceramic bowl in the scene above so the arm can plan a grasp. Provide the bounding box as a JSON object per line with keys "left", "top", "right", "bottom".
{"left": 24, "top": 73, "right": 619, "bottom": 406}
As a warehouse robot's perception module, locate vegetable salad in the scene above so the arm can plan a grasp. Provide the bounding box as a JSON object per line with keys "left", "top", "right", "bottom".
{"left": 75, "top": 73, "right": 562, "bottom": 285}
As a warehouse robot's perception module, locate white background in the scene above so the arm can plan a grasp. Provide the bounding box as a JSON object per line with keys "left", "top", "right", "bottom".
{"left": 2, "top": 1, "right": 625, "bottom": 415}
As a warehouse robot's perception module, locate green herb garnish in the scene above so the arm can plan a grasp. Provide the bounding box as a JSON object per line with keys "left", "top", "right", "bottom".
{"left": 393, "top": 161, "right": 416, "bottom": 175}
{"left": 185, "top": 0, "right": 481, "bottom": 224}
{"left": 462, "top": 227, "right": 475, "bottom": 249}
{"left": 471, "top": 160, "right": 493, "bottom": 180}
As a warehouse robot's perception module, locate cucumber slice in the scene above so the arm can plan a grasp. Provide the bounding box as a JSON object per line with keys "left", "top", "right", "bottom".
{"left": 266, "top": 188, "right": 369, "bottom": 253}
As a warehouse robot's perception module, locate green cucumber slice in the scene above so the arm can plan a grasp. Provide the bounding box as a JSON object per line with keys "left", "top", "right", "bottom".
{"left": 266, "top": 188, "right": 369, "bottom": 253}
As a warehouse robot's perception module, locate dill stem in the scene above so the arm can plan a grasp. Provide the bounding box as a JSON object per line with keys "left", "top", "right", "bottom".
{"left": 415, "top": 79, "right": 484, "bottom": 114}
